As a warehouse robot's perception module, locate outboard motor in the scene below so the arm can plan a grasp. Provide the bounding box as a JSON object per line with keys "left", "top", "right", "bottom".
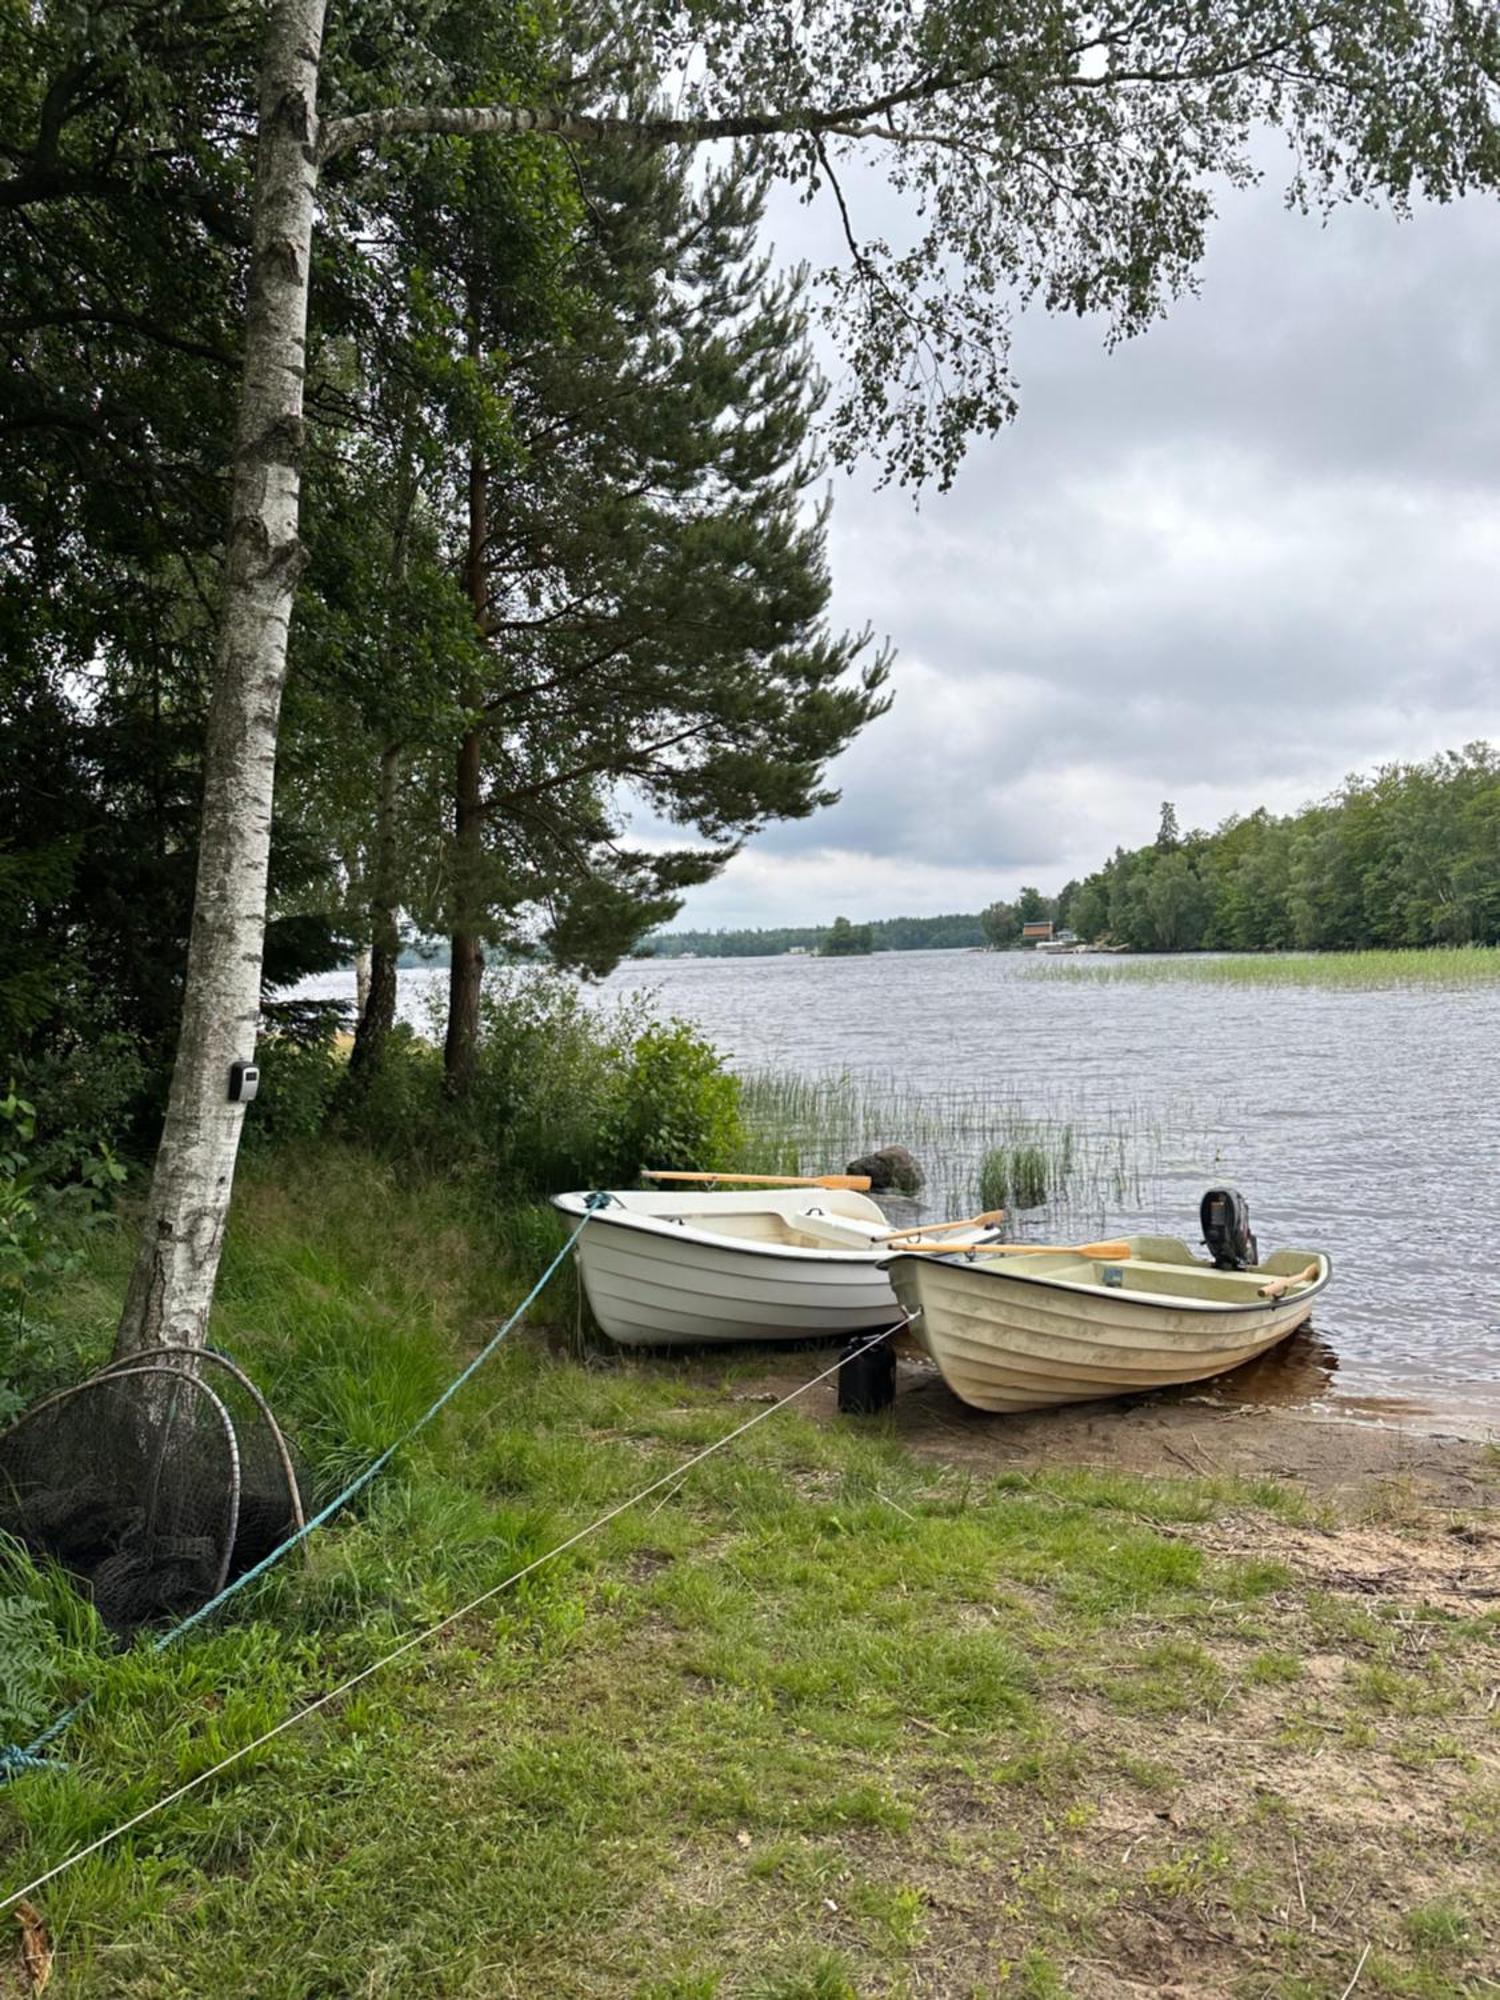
{"left": 1200, "top": 1187, "right": 1258, "bottom": 1270}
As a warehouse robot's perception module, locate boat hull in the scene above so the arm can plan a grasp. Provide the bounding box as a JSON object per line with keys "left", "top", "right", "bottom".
{"left": 888, "top": 1249, "right": 1329, "bottom": 1413}
{"left": 554, "top": 1193, "right": 899, "bottom": 1347}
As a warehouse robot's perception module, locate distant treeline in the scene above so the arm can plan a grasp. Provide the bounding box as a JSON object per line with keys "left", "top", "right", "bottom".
{"left": 643, "top": 911, "right": 987, "bottom": 957}
{"left": 1062, "top": 745, "right": 1500, "bottom": 952}
{"left": 428, "top": 747, "right": 1500, "bottom": 965}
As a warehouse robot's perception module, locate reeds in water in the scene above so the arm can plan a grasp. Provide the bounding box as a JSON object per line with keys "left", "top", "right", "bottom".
{"left": 1035, "top": 946, "right": 1500, "bottom": 991}
{"left": 736, "top": 1070, "right": 1175, "bottom": 1232}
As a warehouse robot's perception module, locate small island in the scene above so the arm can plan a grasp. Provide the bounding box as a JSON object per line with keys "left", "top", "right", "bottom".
{"left": 818, "top": 915, "right": 874, "bottom": 956}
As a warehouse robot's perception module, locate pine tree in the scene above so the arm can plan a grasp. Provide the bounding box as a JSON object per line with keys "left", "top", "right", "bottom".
{"left": 384, "top": 144, "right": 889, "bottom": 1091}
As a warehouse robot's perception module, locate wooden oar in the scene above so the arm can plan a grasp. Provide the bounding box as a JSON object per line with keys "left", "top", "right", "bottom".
{"left": 893, "top": 1239, "right": 1133, "bottom": 1259}
{"left": 878, "top": 1209, "right": 1006, "bottom": 1243}
{"left": 1258, "top": 1261, "right": 1321, "bottom": 1299}
{"left": 641, "top": 1169, "right": 873, "bottom": 1192}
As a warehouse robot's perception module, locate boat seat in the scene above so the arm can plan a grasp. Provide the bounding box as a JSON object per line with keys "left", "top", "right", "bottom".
{"left": 790, "top": 1210, "right": 893, "bottom": 1250}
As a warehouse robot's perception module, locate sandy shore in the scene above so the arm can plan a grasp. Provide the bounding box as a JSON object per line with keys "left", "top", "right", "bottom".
{"left": 682, "top": 1344, "right": 1500, "bottom": 1515}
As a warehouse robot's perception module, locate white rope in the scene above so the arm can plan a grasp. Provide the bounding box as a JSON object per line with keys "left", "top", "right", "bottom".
{"left": 0, "top": 1315, "right": 913, "bottom": 1915}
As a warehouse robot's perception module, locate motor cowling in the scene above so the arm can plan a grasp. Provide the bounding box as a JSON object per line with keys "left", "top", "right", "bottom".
{"left": 1200, "top": 1187, "right": 1258, "bottom": 1270}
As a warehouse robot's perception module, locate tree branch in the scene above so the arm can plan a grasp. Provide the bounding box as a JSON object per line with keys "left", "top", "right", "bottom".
{"left": 317, "top": 52, "right": 1037, "bottom": 164}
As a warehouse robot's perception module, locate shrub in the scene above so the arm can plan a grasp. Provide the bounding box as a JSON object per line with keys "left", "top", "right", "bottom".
{"left": 338, "top": 972, "right": 743, "bottom": 1196}
{"left": 333, "top": 1022, "right": 444, "bottom": 1164}
{"left": 9, "top": 979, "right": 148, "bottom": 1178}
{"left": 241, "top": 1034, "right": 344, "bottom": 1151}
{"left": 0, "top": 1085, "right": 125, "bottom": 1422}
{"left": 596, "top": 1018, "right": 745, "bottom": 1183}
{"left": 474, "top": 971, "right": 633, "bottom": 1191}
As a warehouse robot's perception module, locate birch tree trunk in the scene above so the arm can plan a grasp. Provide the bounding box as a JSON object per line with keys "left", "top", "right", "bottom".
{"left": 115, "top": 0, "right": 328, "bottom": 1355}
{"left": 443, "top": 453, "right": 489, "bottom": 1099}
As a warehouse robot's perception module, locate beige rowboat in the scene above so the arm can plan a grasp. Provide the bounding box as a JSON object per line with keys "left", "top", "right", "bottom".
{"left": 885, "top": 1235, "right": 1331, "bottom": 1413}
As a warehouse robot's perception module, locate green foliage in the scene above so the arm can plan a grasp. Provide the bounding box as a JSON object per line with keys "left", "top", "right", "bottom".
{"left": 598, "top": 1020, "right": 746, "bottom": 1181}
{"left": 647, "top": 912, "right": 987, "bottom": 957}
{"left": 475, "top": 973, "right": 630, "bottom": 1184}
{"left": 0, "top": 3, "right": 361, "bottom": 1145}
{"left": 1063, "top": 745, "right": 1500, "bottom": 953}
{"left": 981, "top": 898, "right": 1024, "bottom": 947}
{"left": 339, "top": 974, "right": 743, "bottom": 1194}
{"left": 979, "top": 1145, "right": 1045, "bottom": 1212}
{"left": 0, "top": 1583, "right": 60, "bottom": 1746}
{"left": 1402, "top": 1901, "right": 1475, "bottom": 1958}
{"left": 0, "top": 1086, "right": 125, "bottom": 1423}
{"left": 818, "top": 916, "right": 874, "bottom": 957}
{"left": 346, "top": 129, "right": 889, "bottom": 1005}
{"left": 0, "top": 1538, "right": 108, "bottom": 1747}
{"left": 240, "top": 1035, "right": 344, "bottom": 1153}
{"left": 1052, "top": 945, "right": 1500, "bottom": 990}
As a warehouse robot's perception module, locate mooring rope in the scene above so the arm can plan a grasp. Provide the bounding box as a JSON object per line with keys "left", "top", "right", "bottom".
{"left": 0, "top": 1312, "right": 914, "bottom": 1916}
{"left": 1, "top": 1194, "right": 615, "bottom": 1780}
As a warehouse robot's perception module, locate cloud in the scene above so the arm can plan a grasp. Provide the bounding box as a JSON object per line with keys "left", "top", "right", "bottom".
{"left": 648, "top": 168, "right": 1500, "bottom": 931}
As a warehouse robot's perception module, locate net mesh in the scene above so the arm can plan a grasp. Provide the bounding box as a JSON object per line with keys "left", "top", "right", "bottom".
{"left": 0, "top": 1349, "right": 310, "bottom": 1638}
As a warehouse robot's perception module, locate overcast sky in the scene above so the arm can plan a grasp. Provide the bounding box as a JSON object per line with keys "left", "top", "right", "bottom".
{"left": 645, "top": 164, "right": 1500, "bottom": 932}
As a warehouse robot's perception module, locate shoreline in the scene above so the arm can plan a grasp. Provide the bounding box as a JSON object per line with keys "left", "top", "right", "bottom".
{"left": 660, "top": 1345, "right": 1500, "bottom": 1510}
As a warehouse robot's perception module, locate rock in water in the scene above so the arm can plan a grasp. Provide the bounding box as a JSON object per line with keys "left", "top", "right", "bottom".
{"left": 845, "top": 1145, "right": 924, "bottom": 1194}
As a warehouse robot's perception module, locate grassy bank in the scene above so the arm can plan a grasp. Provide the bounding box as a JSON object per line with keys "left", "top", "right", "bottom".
{"left": 1034, "top": 947, "right": 1500, "bottom": 991}
{"left": 2, "top": 1148, "right": 1497, "bottom": 1998}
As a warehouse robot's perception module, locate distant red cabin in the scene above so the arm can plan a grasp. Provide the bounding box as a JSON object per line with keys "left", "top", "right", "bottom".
{"left": 1021, "top": 921, "right": 1054, "bottom": 941}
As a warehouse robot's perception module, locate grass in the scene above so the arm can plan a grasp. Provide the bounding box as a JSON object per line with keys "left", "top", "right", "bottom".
{"left": 1, "top": 1145, "right": 1497, "bottom": 1997}
{"left": 736, "top": 1071, "right": 1176, "bottom": 1228}
{"left": 1034, "top": 946, "right": 1500, "bottom": 991}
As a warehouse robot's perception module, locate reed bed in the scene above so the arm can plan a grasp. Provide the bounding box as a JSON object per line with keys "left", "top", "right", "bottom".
{"left": 1033, "top": 945, "right": 1500, "bottom": 991}
{"left": 736, "top": 1069, "right": 1184, "bottom": 1231}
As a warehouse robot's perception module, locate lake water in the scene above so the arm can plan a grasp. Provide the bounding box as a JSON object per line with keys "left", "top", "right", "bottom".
{"left": 297, "top": 951, "right": 1500, "bottom": 1432}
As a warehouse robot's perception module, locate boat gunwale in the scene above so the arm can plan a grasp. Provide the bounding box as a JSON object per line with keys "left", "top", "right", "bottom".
{"left": 550, "top": 1192, "right": 894, "bottom": 1263}
{"left": 883, "top": 1247, "right": 1333, "bottom": 1317}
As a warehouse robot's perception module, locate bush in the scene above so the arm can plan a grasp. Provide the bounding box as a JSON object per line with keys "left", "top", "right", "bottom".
{"left": 0, "top": 1085, "right": 125, "bottom": 1422}
{"left": 596, "top": 1018, "right": 745, "bottom": 1183}
{"left": 241, "top": 1033, "right": 344, "bottom": 1152}
{"left": 8, "top": 979, "right": 148, "bottom": 1179}
{"left": 474, "top": 971, "right": 634, "bottom": 1191}
{"left": 337, "top": 970, "right": 744, "bottom": 1196}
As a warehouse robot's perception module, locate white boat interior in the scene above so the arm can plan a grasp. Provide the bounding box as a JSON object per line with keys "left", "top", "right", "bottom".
{"left": 555, "top": 1186, "right": 945, "bottom": 1256}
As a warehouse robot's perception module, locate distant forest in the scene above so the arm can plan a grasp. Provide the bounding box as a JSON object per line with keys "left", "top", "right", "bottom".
{"left": 1060, "top": 744, "right": 1500, "bottom": 953}
{"left": 641, "top": 912, "right": 987, "bottom": 957}
{"left": 645, "top": 745, "right": 1500, "bottom": 957}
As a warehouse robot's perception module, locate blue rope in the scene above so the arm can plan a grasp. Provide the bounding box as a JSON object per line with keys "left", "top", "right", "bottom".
{"left": 0, "top": 1193, "right": 609, "bottom": 1781}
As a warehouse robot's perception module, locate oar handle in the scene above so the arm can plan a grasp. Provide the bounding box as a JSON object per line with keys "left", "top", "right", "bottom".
{"left": 1258, "top": 1261, "right": 1321, "bottom": 1299}
{"left": 641, "top": 1170, "right": 873, "bottom": 1192}
{"left": 879, "top": 1209, "right": 1007, "bottom": 1242}
{"left": 894, "top": 1239, "right": 1133, "bottom": 1259}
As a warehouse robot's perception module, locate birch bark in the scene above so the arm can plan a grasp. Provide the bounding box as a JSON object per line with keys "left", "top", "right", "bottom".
{"left": 115, "top": 0, "right": 328, "bottom": 1354}
{"left": 443, "top": 454, "right": 490, "bottom": 1099}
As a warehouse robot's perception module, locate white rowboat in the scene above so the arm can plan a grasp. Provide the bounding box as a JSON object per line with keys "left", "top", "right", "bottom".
{"left": 552, "top": 1187, "right": 990, "bottom": 1347}
{"left": 885, "top": 1235, "right": 1331, "bottom": 1413}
